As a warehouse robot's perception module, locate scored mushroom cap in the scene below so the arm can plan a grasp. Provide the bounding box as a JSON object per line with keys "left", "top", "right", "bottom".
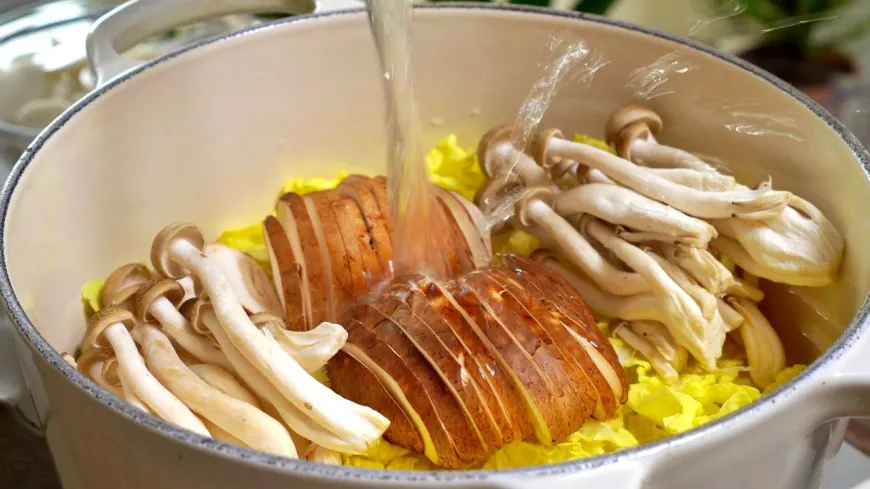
{"left": 477, "top": 125, "right": 517, "bottom": 178}
{"left": 151, "top": 223, "right": 206, "bottom": 279}
{"left": 134, "top": 277, "right": 185, "bottom": 323}
{"left": 604, "top": 104, "right": 663, "bottom": 149}
{"left": 102, "top": 263, "right": 152, "bottom": 308}
{"left": 80, "top": 306, "right": 136, "bottom": 354}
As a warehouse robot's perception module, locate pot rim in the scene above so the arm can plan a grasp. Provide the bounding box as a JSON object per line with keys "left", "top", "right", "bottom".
{"left": 2, "top": 3, "right": 868, "bottom": 482}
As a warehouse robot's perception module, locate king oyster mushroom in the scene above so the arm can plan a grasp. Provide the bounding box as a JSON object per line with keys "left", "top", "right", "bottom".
{"left": 150, "top": 223, "right": 390, "bottom": 451}
{"left": 80, "top": 306, "right": 209, "bottom": 435}
{"left": 532, "top": 128, "right": 791, "bottom": 220}
{"left": 132, "top": 322, "right": 296, "bottom": 456}
{"left": 134, "top": 278, "right": 231, "bottom": 370}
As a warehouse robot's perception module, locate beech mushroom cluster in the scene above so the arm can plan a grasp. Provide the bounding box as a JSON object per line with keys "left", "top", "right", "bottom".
{"left": 73, "top": 232, "right": 389, "bottom": 463}
{"left": 476, "top": 104, "right": 844, "bottom": 386}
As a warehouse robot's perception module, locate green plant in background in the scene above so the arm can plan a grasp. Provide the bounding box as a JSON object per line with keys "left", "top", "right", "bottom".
{"left": 709, "top": 0, "right": 870, "bottom": 59}
{"left": 428, "top": 0, "right": 618, "bottom": 16}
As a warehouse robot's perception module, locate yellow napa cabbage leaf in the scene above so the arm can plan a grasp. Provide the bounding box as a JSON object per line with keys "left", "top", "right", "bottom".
{"left": 81, "top": 279, "right": 105, "bottom": 315}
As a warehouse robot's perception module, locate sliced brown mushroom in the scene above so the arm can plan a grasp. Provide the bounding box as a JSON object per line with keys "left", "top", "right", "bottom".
{"left": 150, "top": 223, "right": 390, "bottom": 451}
{"left": 263, "top": 215, "right": 306, "bottom": 329}
{"left": 436, "top": 188, "right": 493, "bottom": 268}
{"left": 533, "top": 129, "right": 791, "bottom": 220}
{"left": 605, "top": 104, "right": 722, "bottom": 175}
{"left": 80, "top": 307, "right": 209, "bottom": 435}
{"left": 512, "top": 187, "right": 650, "bottom": 296}
{"left": 133, "top": 322, "right": 296, "bottom": 457}
{"left": 134, "top": 278, "right": 231, "bottom": 371}
{"left": 305, "top": 191, "right": 354, "bottom": 323}
{"left": 401, "top": 284, "right": 504, "bottom": 450}
{"left": 337, "top": 176, "right": 395, "bottom": 278}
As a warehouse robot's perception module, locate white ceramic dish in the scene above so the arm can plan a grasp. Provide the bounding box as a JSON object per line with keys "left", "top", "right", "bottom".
{"left": 2, "top": 1, "right": 870, "bottom": 488}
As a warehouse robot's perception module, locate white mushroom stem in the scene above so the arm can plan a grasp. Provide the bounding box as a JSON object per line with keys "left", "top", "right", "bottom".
{"left": 710, "top": 196, "right": 844, "bottom": 287}
{"left": 203, "top": 420, "right": 246, "bottom": 446}
{"left": 552, "top": 183, "right": 716, "bottom": 247}
{"left": 717, "top": 298, "right": 744, "bottom": 332}
{"left": 727, "top": 297, "right": 786, "bottom": 388}
{"left": 309, "top": 445, "right": 343, "bottom": 465}
{"left": 613, "top": 321, "right": 680, "bottom": 383}
{"left": 260, "top": 321, "right": 348, "bottom": 373}
{"left": 630, "top": 320, "right": 687, "bottom": 368}
{"left": 626, "top": 136, "right": 722, "bottom": 174}
{"left": 536, "top": 257, "right": 664, "bottom": 321}
{"left": 561, "top": 161, "right": 734, "bottom": 191}
{"left": 148, "top": 297, "right": 233, "bottom": 371}
{"left": 103, "top": 322, "right": 210, "bottom": 436}
{"left": 167, "top": 238, "right": 389, "bottom": 450}
{"left": 523, "top": 199, "right": 650, "bottom": 296}
{"left": 541, "top": 137, "right": 790, "bottom": 219}
{"left": 134, "top": 323, "right": 297, "bottom": 457}
{"left": 489, "top": 141, "right": 552, "bottom": 186}
{"left": 188, "top": 364, "right": 261, "bottom": 409}
{"left": 204, "top": 243, "right": 283, "bottom": 316}
{"left": 584, "top": 219, "right": 724, "bottom": 369}
{"left": 656, "top": 243, "right": 740, "bottom": 297}
{"left": 646, "top": 250, "right": 718, "bottom": 320}
{"left": 643, "top": 168, "right": 736, "bottom": 192}
{"left": 200, "top": 310, "right": 366, "bottom": 454}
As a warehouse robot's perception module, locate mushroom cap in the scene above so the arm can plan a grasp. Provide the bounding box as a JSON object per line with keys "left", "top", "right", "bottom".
{"left": 180, "top": 297, "right": 214, "bottom": 337}
{"left": 76, "top": 347, "right": 112, "bottom": 378}
{"left": 102, "top": 263, "right": 152, "bottom": 308}
{"left": 151, "top": 223, "right": 206, "bottom": 279}
{"left": 80, "top": 306, "right": 136, "bottom": 353}
{"left": 477, "top": 125, "right": 517, "bottom": 178}
{"left": 134, "top": 278, "right": 185, "bottom": 323}
{"left": 531, "top": 128, "right": 566, "bottom": 171}
{"left": 514, "top": 187, "right": 556, "bottom": 228}
{"left": 604, "top": 105, "right": 663, "bottom": 148}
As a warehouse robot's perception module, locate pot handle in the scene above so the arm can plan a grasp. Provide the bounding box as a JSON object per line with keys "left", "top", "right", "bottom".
{"left": 86, "top": 0, "right": 363, "bottom": 87}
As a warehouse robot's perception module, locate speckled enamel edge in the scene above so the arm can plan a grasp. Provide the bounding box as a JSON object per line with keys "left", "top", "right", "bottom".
{"left": 0, "top": 3, "right": 868, "bottom": 483}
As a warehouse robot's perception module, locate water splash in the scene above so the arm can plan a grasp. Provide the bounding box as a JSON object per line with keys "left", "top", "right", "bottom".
{"left": 626, "top": 52, "right": 696, "bottom": 101}
{"left": 367, "top": 0, "right": 449, "bottom": 279}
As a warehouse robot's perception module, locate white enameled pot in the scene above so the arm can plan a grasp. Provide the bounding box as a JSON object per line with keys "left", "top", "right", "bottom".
{"left": 1, "top": 1, "right": 870, "bottom": 488}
